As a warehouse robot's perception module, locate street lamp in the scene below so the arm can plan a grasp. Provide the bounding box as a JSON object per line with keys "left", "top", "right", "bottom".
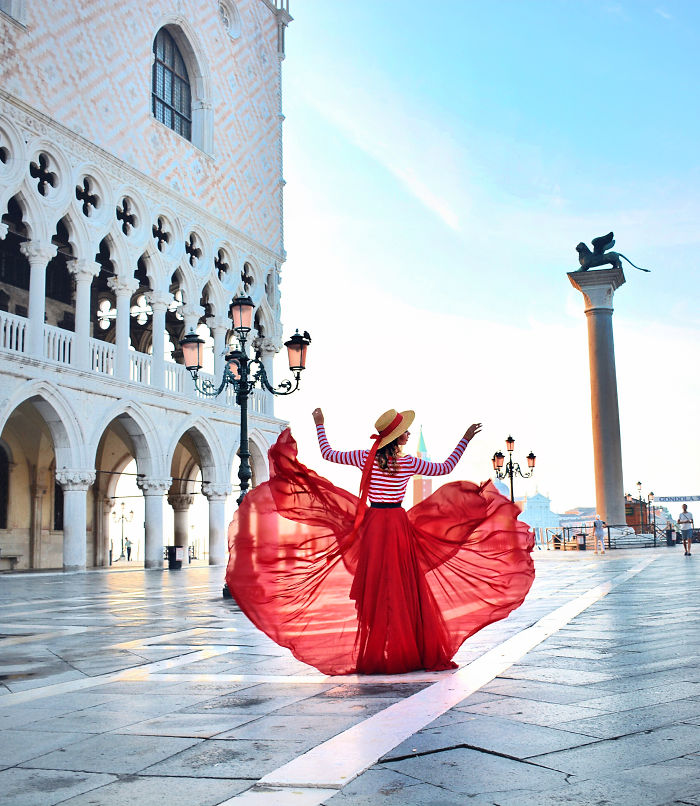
{"left": 112, "top": 501, "right": 134, "bottom": 560}
{"left": 181, "top": 293, "right": 310, "bottom": 505}
{"left": 492, "top": 435, "right": 536, "bottom": 503}
{"left": 648, "top": 491, "right": 656, "bottom": 539}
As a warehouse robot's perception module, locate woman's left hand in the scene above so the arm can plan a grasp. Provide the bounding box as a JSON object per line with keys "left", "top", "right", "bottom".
{"left": 464, "top": 423, "right": 482, "bottom": 441}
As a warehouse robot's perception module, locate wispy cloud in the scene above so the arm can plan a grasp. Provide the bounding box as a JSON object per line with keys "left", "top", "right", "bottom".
{"left": 655, "top": 7, "right": 673, "bottom": 20}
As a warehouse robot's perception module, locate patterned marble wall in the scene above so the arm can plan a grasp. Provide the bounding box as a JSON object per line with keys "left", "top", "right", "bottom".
{"left": 0, "top": 0, "right": 284, "bottom": 254}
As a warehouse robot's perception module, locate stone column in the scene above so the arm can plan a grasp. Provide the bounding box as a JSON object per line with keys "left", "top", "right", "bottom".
{"left": 207, "top": 316, "right": 230, "bottom": 380}
{"left": 70, "top": 259, "right": 100, "bottom": 370}
{"left": 137, "top": 477, "right": 172, "bottom": 569}
{"left": 55, "top": 469, "right": 96, "bottom": 571}
{"left": 147, "top": 290, "right": 171, "bottom": 388}
{"left": 108, "top": 276, "right": 138, "bottom": 380}
{"left": 20, "top": 241, "right": 57, "bottom": 358}
{"left": 168, "top": 493, "right": 194, "bottom": 548}
{"left": 568, "top": 267, "right": 627, "bottom": 525}
{"left": 202, "top": 482, "right": 230, "bottom": 565}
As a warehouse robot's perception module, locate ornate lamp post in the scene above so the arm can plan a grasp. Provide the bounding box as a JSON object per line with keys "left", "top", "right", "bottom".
{"left": 181, "top": 293, "right": 310, "bottom": 504}
{"left": 180, "top": 293, "right": 310, "bottom": 597}
{"left": 492, "top": 435, "right": 536, "bottom": 503}
{"left": 112, "top": 501, "right": 134, "bottom": 560}
{"left": 648, "top": 491, "right": 656, "bottom": 538}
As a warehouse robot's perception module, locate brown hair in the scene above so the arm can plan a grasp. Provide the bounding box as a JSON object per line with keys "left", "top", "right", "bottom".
{"left": 376, "top": 438, "right": 401, "bottom": 475}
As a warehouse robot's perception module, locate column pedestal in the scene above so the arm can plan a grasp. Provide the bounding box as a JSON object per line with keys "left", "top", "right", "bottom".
{"left": 568, "top": 267, "right": 627, "bottom": 525}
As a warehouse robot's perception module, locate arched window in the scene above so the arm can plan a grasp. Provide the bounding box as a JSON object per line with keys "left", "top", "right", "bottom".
{"left": 152, "top": 29, "right": 192, "bottom": 141}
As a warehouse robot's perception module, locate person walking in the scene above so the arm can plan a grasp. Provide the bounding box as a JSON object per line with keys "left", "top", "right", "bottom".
{"left": 226, "top": 408, "right": 535, "bottom": 675}
{"left": 678, "top": 504, "right": 694, "bottom": 556}
{"left": 125, "top": 537, "right": 132, "bottom": 561}
{"left": 593, "top": 514, "right": 606, "bottom": 554}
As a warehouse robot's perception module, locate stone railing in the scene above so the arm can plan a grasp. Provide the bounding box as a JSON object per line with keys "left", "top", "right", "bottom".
{"left": 0, "top": 310, "right": 27, "bottom": 353}
{"left": 90, "top": 339, "right": 115, "bottom": 374}
{"left": 44, "top": 323, "right": 73, "bottom": 364}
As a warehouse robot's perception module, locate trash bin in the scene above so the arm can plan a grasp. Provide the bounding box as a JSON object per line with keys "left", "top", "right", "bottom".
{"left": 576, "top": 532, "right": 587, "bottom": 551}
{"left": 167, "top": 545, "right": 183, "bottom": 570}
{"left": 666, "top": 528, "right": 674, "bottom": 547}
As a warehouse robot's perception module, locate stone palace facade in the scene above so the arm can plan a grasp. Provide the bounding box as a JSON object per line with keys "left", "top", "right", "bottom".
{"left": 0, "top": 0, "right": 292, "bottom": 570}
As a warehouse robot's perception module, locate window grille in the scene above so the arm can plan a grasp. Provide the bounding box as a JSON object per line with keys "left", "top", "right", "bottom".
{"left": 152, "top": 29, "right": 192, "bottom": 141}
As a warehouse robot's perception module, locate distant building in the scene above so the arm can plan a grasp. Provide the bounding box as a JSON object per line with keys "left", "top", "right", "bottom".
{"left": 412, "top": 428, "right": 433, "bottom": 506}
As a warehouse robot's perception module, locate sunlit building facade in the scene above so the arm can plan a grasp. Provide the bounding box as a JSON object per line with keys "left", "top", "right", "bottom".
{"left": 0, "top": 0, "right": 292, "bottom": 570}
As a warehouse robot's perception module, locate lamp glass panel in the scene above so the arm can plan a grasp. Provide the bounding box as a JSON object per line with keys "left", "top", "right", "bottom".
{"left": 231, "top": 298, "right": 254, "bottom": 330}
{"left": 506, "top": 436, "right": 515, "bottom": 452}
{"left": 182, "top": 338, "right": 203, "bottom": 370}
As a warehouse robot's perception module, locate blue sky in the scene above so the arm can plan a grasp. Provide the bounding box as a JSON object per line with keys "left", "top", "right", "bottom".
{"left": 272, "top": 0, "right": 700, "bottom": 514}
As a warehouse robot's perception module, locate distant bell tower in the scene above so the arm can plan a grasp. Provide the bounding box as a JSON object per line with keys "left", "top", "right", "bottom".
{"left": 412, "top": 427, "right": 433, "bottom": 505}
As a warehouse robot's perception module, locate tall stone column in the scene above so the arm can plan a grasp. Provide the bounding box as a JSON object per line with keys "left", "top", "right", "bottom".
{"left": 568, "top": 267, "right": 627, "bottom": 525}
{"left": 70, "top": 259, "right": 100, "bottom": 370}
{"left": 147, "top": 290, "right": 171, "bottom": 388}
{"left": 137, "top": 477, "right": 172, "bottom": 569}
{"left": 56, "top": 469, "right": 96, "bottom": 571}
{"left": 20, "top": 241, "right": 57, "bottom": 358}
{"left": 108, "top": 276, "right": 138, "bottom": 380}
{"left": 202, "top": 482, "right": 230, "bottom": 565}
{"left": 168, "top": 493, "right": 194, "bottom": 548}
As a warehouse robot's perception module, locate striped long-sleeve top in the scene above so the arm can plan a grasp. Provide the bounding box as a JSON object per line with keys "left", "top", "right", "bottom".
{"left": 316, "top": 424, "right": 469, "bottom": 504}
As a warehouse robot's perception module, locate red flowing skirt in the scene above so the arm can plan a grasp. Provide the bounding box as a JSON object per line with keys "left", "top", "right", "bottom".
{"left": 226, "top": 429, "right": 535, "bottom": 676}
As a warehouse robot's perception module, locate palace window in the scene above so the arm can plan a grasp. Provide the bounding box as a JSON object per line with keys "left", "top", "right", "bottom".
{"left": 152, "top": 29, "right": 192, "bottom": 140}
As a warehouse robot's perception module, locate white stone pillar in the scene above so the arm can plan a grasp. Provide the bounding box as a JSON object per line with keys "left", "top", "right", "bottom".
{"left": 55, "top": 469, "right": 96, "bottom": 571}
{"left": 147, "top": 290, "right": 171, "bottom": 388}
{"left": 137, "top": 477, "right": 172, "bottom": 569}
{"left": 70, "top": 259, "right": 100, "bottom": 370}
{"left": 202, "top": 482, "right": 230, "bottom": 566}
{"left": 168, "top": 493, "right": 194, "bottom": 548}
{"left": 253, "top": 336, "right": 280, "bottom": 415}
{"left": 207, "top": 317, "right": 229, "bottom": 380}
{"left": 20, "top": 241, "right": 57, "bottom": 358}
{"left": 108, "top": 276, "right": 138, "bottom": 380}
{"left": 568, "top": 267, "right": 627, "bottom": 525}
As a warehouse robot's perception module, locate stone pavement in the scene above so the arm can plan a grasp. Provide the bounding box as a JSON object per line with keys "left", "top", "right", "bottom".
{"left": 0, "top": 547, "right": 698, "bottom": 806}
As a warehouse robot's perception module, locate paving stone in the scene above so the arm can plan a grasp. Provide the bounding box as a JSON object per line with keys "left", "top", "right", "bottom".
{"left": 20, "top": 733, "right": 201, "bottom": 774}
{"left": 384, "top": 746, "right": 567, "bottom": 795}
{"left": 57, "top": 774, "right": 249, "bottom": 805}
{"left": 556, "top": 697, "right": 700, "bottom": 739}
{"left": 0, "top": 728, "right": 90, "bottom": 768}
{"left": 115, "top": 712, "right": 258, "bottom": 738}
{"left": 479, "top": 677, "right": 599, "bottom": 704}
{"left": 141, "top": 738, "right": 310, "bottom": 778}
{"left": 216, "top": 712, "right": 361, "bottom": 742}
{"left": 384, "top": 712, "right": 595, "bottom": 760}
{"left": 529, "top": 723, "right": 700, "bottom": 775}
{"left": 455, "top": 695, "right": 609, "bottom": 727}
{"left": 0, "top": 767, "right": 115, "bottom": 806}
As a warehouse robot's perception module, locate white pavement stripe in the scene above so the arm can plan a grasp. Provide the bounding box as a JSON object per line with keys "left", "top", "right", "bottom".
{"left": 221, "top": 556, "right": 656, "bottom": 805}
{"left": 0, "top": 646, "right": 240, "bottom": 706}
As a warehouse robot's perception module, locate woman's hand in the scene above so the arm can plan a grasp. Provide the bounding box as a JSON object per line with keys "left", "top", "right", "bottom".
{"left": 464, "top": 423, "right": 482, "bottom": 441}
{"left": 312, "top": 407, "right": 324, "bottom": 426}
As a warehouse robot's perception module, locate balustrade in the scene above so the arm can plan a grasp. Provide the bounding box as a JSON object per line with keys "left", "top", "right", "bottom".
{"left": 43, "top": 324, "right": 73, "bottom": 364}
{"left": 129, "top": 351, "right": 152, "bottom": 385}
{"left": 90, "top": 339, "right": 115, "bottom": 375}
{"left": 0, "top": 310, "right": 27, "bottom": 353}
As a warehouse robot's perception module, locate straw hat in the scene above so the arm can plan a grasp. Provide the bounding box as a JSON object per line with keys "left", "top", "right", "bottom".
{"left": 374, "top": 409, "right": 415, "bottom": 450}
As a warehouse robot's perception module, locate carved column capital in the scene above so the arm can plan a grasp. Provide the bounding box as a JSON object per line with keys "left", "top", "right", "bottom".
{"left": 108, "top": 275, "right": 139, "bottom": 297}
{"left": 0, "top": 222, "right": 8, "bottom": 239}
{"left": 202, "top": 481, "right": 230, "bottom": 501}
{"left": 20, "top": 240, "right": 57, "bottom": 266}
{"left": 180, "top": 304, "right": 202, "bottom": 331}
{"left": 206, "top": 315, "right": 230, "bottom": 334}
{"left": 168, "top": 493, "right": 195, "bottom": 511}
{"left": 146, "top": 290, "right": 172, "bottom": 311}
{"left": 55, "top": 469, "right": 96, "bottom": 491}
{"left": 567, "top": 267, "right": 626, "bottom": 313}
{"left": 253, "top": 335, "right": 281, "bottom": 355}
{"left": 136, "top": 477, "right": 172, "bottom": 495}
{"left": 69, "top": 258, "right": 101, "bottom": 282}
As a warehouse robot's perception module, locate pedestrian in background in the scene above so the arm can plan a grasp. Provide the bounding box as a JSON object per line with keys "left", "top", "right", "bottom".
{"left": 678, "top": 504, "right": 694, "bottom": 556}
{"left": 593, "top": 514, "right": 606, "bottom": 554}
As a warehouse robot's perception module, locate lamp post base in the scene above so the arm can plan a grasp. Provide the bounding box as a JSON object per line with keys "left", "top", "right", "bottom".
{"left": 222, "top": 583, "right": 232, "bottom": 599}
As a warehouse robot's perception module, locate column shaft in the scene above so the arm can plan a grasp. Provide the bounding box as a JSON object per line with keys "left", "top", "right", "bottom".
{"left": 62, "top": 488, "right": 88, "bottom": 571}
{"left": 207, "top": 496, "right": 228, "bottom": 565}
{"left": 150, "top": 302, "right": 167, "bottom": 388}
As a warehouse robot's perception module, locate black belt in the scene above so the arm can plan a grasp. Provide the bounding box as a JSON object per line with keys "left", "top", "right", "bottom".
{"left": 370, "top": 502, "right": 402, "bottom": 508}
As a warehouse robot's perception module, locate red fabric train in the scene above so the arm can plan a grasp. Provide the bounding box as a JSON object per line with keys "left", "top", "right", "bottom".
{"left": 226, "top": 428, "right": 535, "bottom": 676}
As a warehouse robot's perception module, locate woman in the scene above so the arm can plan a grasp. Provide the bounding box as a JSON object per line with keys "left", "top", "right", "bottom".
{"left": 226, "top": 408, "right": 534, "bottom": 676}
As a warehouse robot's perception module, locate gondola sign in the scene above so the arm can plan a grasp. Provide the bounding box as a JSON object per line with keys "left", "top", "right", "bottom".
{"left": 654, "top": 496, "right": 700, "bottom": 502}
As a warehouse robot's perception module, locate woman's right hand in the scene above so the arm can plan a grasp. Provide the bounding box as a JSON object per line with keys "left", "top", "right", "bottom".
{"left": 312, "top": 407, "right": 324, "bottom": 425}
{"left": 464, "top": 422, "right": 482, "bottom": 441}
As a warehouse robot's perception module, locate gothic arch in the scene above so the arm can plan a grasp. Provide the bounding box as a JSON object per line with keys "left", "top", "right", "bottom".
{"left": 166, "top": 416, "right": 227, "bottom": 486}
{"left": 0, "top": 380, "right": 84, "bottom": 468}
{"left": 89, "top": 402, "right": 164, "bottom": 479}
